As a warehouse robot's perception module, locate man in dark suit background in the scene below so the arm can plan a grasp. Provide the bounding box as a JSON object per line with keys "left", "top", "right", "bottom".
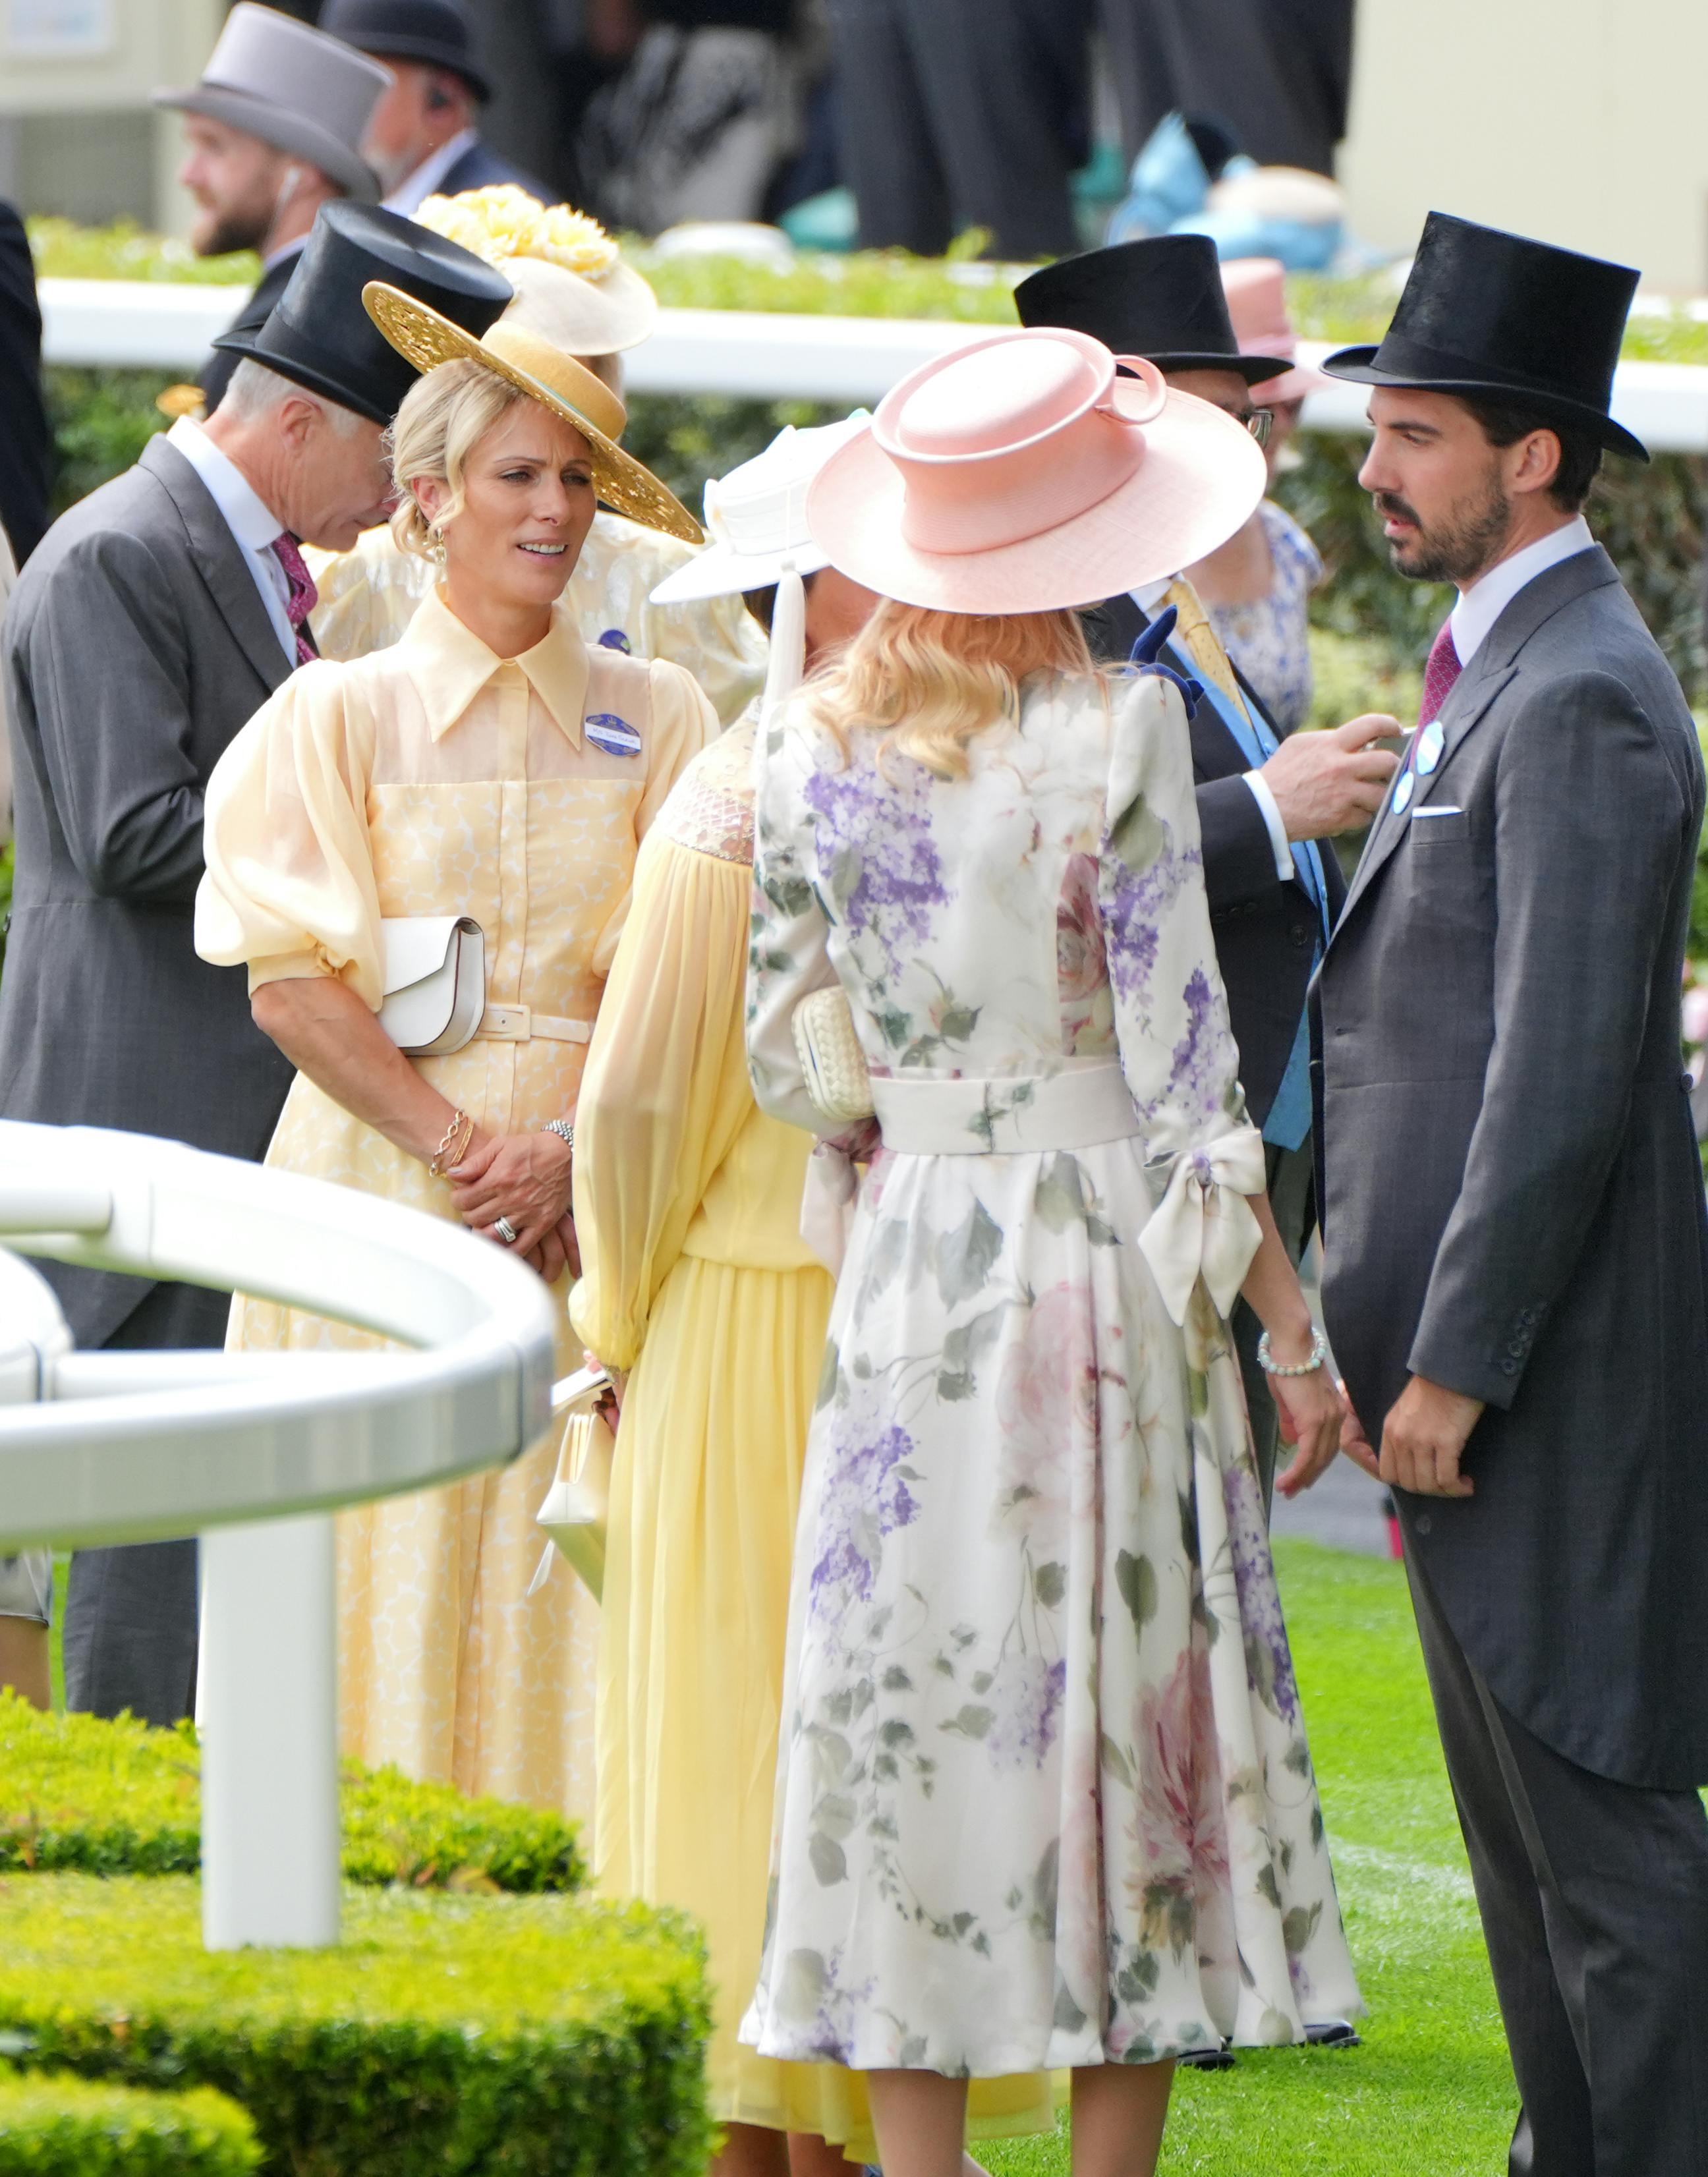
{"left": 321, "top": 0, "right": 555, "bottom": 213}
{"left": 0, "top": 206, "right": 509, "bottom": 1730}
{"left": 1319, "top": 213, "right": 1708, "bottom": 2173}
{"left": 0, "top": 201, "right": 50, "bottom": 567}
{"left": 1016, "top": 235, "right": 1400, "bottom": 1512}
{"left": 154, "top": 3, "right": 391, "bottom": 413}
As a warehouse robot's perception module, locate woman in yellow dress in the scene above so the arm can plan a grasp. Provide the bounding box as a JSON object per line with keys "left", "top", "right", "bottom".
{"left": 570, "top": 424, "right": 1056, "bottom": 2173}
{"left": 195, "top": 285, "right": 715, "bottom": 1823}
{"left": 308, "top": 185, "right": 766, "bottom": 725}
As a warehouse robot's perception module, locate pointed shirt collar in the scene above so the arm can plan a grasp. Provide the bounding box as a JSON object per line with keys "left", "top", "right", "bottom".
{"left": 401, "top": 585, "right": 589, "bottom": 746}
{"left": 1448, "top": 515, "right": 1594, "bottom": 668}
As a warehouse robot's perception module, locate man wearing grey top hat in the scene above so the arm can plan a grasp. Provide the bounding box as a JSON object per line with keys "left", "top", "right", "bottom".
{"left": 0, "top": 205, "right": 510, "bottom": 1731}
{"left": 155, "top": 3, "right": 394, "bottom": 413}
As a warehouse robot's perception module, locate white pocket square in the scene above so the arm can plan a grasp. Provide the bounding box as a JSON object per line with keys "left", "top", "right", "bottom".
{"left": 1411, "top": 805, "right": 1464, "bottom": 818}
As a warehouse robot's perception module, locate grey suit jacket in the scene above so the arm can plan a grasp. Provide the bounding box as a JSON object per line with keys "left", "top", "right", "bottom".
{"left": 0, "top": 434, "right": 297, "bottom": 1344}
{"left": 1315, "top": 546, "right": 1708, "bottom": 1788}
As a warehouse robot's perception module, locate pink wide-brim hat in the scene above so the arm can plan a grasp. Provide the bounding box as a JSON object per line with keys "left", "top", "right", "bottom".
{"left": 805, "top": 327, "right": 1265, "bottom": 616}
{"left": 1220, "top": 256, "right": 1328, "bottom": 407}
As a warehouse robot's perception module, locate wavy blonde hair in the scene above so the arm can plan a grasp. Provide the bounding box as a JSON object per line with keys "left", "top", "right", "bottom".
{"left": 387, "top": 359, "right": 530, "bottom": 557}
{"left": 806, "top": 600, "right": 1096, "bottom": 777}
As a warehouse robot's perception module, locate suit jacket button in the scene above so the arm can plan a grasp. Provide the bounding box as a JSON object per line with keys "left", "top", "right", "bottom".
{"left": 1289, "top": 924, "right": 1310, "bottom": 948}
{"left": 1415, "top": 1514, "right": 1432, "bottom": 1537}
{"left": 1499, "top": 1357, "right": 1519, "bottom": 1375}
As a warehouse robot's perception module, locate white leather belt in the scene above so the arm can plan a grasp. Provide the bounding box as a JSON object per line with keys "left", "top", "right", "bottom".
{"left": 476, "top": 1004, "right": 592, "bottom": 1045}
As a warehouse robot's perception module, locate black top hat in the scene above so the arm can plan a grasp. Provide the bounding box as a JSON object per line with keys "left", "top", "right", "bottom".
{"left": 318, "top": 0, "right": 491, "bottom": 103}
{"left": 214, "top": 200, "right": 512, "bottom": 424}
{"left": 1014, "top": 235, "right": 1290, "bottom": 385}
{"left": 1323, "top": 212, "right": 1646, "bottom": 461}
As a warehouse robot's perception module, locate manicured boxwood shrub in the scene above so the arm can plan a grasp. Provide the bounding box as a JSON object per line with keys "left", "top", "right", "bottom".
{"left": 0, "top": 1876, "right": 712, "bottom": 2177}
{"left": 0, "top": 2073, "right": 259, "bottom": 2177}
{"left": 0, "top": 1695, "right": 583, "bottom": 1893}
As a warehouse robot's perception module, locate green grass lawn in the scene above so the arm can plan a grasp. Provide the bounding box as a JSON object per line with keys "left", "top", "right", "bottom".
{"left": 984, "top": 1541, "right": 1515, "bottom": 2176}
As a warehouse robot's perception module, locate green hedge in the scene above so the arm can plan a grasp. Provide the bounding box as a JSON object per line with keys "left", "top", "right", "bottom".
{"left": 0, "top": 2074, "right": 258, "bottom": 2177}
{"left": 0, "top": 1695, "right": 584, "bottom": 1894}
{"left": 0, "top": 1875, "right": 712, "bottom": 2177}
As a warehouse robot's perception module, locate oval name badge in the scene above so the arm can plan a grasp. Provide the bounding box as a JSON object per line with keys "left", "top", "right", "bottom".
{"left": 1392, "top": 768, "right": 1415, "bottom": 815}
{"left": 586, "top": 711, "right": 642, "bottom": 758}
{"left": 596, "top": 628, "right": 632, "bottom": 654}
{"left": 1416, "top": 720, "right": 1446, "bottom": 776}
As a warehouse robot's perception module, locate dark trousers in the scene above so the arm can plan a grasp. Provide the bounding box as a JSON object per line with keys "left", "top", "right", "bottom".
{"left": 825, "top": 0, "right": 1090, "bottom": 258}
{"left": 1231, "top": 1135, "right": 1314, "bottom": 1513}
{"left": 62, "top": 1278, "right": 231, "bottom": 1728}
{"left": 1407, "top": 1548, "right": 1708, "bottom": 2176}
{"left": 1098, "top": 0, "right": 1355, "bottom": 174}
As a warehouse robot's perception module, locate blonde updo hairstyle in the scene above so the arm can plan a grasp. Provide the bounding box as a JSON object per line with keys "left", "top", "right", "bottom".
{"left": 807, "top": 598, "right": 1095, "bottom": 779}
{"left": 388, "top": 358, "right": 530, "bottom": 558}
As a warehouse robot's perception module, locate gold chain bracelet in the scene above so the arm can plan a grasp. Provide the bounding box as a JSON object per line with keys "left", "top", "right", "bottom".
{"left": 429, "top": 1108, "right": 474, "bottom": 1178}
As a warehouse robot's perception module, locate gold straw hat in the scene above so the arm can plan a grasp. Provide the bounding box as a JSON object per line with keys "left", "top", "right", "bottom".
{"left": 363, "top": 280, "right": 702, "bottom": 544}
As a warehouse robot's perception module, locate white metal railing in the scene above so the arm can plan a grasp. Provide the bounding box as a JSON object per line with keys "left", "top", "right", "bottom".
{"left": 0, "top": 1119, "right": 557, "bottom": 1952}
{"left": 37, "top": 277, "right": 1708, "bottom": 452}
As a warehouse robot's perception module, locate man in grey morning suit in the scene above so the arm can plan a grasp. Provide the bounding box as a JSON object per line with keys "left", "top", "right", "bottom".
{"left": 0, "top": 204, "right": 509, "bottom": 1727}
{"left": 1317, "top": 214, "right": 1708, "bottom": 2174}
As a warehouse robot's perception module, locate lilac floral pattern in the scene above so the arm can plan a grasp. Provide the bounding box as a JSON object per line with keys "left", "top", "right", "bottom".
{"left": 741, "top": 670, "right": 1359, "bottom": 2076}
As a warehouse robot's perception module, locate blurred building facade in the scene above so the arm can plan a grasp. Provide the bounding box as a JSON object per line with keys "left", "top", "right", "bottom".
{"left": 1340, "top": 0, "right": 1708, "bottom": 293}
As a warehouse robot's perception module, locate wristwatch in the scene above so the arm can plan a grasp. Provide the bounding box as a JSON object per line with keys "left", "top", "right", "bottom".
{"left": 543, "top": 1119, "right": 575, "bottom": 1153}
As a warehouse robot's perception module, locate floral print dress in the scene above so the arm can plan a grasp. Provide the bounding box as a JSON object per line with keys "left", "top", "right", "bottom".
{"left": 740, "top": 667, "right": 1359, "bottom": 2076}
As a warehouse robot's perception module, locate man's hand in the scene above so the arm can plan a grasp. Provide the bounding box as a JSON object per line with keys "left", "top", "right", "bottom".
{"left": 1379, "top": 1374, "right": 1485, "bottom": 1498}
{"left": 1259, "top": 715, "right": 1402, "bottom": 841}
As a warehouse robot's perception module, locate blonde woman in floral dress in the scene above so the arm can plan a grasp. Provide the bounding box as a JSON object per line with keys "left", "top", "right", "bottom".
{"left": 196, "top": 287, "right": 714, "bottom": 1821}
{"left": 308, "top": 187, "right": 765, "bottom": 723}
{"left": 741, "top": 329, "right": 1361, "bottom": 2177}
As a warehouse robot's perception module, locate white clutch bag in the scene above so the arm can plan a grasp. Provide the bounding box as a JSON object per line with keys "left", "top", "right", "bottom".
{"left": 379, "top": 915, "right": 485, "bottom": 1056}
{"left": 529, "top": 1365, "right": 615, "bottom": 1602}
{"left": 791, "top": 985, "right": 874, "bottom": 1125}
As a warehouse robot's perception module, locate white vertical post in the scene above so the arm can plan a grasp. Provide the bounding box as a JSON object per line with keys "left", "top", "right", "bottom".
{"left": 200, "top": 1513, "right": 341, "bottom": 1950}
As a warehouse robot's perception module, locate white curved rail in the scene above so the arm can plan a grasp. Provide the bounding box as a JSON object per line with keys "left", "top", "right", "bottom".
{"left": 0, "top": 1120, "right": 557, "bottom": 1550}
{"left": 0, "top": 1119, "right": 561, "bottom": 1951}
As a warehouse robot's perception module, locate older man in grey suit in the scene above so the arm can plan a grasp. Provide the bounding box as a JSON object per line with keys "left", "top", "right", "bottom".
{"left": 1317, "top": 214, "right": 1708, "bottom": 2176}
{"left": 0, "top": 203, "right": 509, "bottom": 1726}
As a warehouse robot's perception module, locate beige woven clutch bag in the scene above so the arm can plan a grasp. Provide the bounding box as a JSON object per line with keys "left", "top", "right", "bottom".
{"left": 791, "top": 986, "right": 874, "bottom": 1125}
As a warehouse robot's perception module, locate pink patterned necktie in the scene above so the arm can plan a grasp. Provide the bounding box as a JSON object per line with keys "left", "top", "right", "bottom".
{"left": 1421, "top": 615, "right": 1462, "bottom": 725}
{"left": 268, "top": 532, "right": 318, "bottom": 665}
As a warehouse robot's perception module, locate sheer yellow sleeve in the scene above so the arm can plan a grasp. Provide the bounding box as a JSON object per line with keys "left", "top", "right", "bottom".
{"left": 193, "top": 660, "right": 384, "bottom": 1005}
{"left": 570, "top": 830, "right": 754, "bottom": 1371}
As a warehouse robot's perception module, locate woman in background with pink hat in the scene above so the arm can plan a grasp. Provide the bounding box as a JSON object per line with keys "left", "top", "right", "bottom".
{"left": 1183, "top": 258, "right": 1329, "bottom": 732}
{"left": 739, "top": 327, "right": 1361, "bottom": 2176}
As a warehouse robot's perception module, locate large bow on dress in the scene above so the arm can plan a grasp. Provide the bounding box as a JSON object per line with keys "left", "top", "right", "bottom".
{"left": 1137, "top": 1124, "right": 1267, "bottom": 1326}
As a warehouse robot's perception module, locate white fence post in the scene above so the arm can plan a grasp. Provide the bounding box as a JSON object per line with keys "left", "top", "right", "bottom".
{"left": 200, "top": 1513, "right": 341, "bottom": 1951}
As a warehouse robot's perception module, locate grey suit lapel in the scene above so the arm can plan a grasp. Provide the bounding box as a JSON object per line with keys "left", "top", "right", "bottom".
{"left": 138, "top": 436, "right": 293, "bottom": 697}
{"left": 1331, "top": 544, "right": 1619, "bottom": 938}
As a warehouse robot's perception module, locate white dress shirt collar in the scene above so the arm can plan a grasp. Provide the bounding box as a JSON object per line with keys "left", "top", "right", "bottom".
{"left": 383, "top": 129, "right": 480, "bottom": 217}
{"left": 166, "top": 416, "right": 297, "bottom": 664}
{"left": 1449, "top": 514, "right": 1595, "bottom": 667}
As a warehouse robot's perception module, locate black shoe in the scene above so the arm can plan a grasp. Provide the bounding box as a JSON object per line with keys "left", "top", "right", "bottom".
{"left": 1177, "top": 2043, "right": 1236, "bottom": 2070}
{"left": 1304, "top": 2019, "right": 1362, "bottom": 2048}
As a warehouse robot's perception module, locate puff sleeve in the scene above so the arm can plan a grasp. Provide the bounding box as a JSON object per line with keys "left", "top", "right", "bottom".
{"left": 194, "top": 659, "right": 384, "bottom": 1005}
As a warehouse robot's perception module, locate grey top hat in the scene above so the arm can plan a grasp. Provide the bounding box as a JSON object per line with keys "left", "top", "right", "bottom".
{"left": 154, "top": 3, "right": 393, "bottom": 205}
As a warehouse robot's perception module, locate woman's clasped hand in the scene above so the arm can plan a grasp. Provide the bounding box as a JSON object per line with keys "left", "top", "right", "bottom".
{"left": 449, "top": 1127, "right": 579, "bottom": 1281}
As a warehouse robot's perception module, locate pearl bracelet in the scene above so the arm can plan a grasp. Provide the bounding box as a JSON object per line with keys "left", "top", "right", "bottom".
{"left": 1256, "top": 1327, "right": 1330, "bottom": 1378}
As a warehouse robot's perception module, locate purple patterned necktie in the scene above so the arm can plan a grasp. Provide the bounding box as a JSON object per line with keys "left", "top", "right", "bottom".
{"left": 1421, "top": 615, "right": 1462, "bottom": 726}
{"left": 269, "top": 532, "right": 318, "bottom": 665}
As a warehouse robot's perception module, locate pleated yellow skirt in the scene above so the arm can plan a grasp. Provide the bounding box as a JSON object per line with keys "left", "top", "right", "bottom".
{"left": 594, "top": 1253, "right": 1056, "bottom": 2161}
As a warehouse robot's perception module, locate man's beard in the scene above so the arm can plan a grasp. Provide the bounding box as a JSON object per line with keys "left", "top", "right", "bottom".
{"left": 1374, "top": 470, "right": 1512, "bottom": 585}
{"left": 191, "top": 194, "right": 274, "bottom": 260}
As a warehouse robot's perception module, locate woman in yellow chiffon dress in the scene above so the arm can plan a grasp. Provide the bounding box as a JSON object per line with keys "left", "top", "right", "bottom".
{"left": 196, "top": 291, "right": 714, "bottom": 1823}
{"left": 307, "top": 186, "right": 765, "bottom": 725}
{"left": 570, "top": 425, "right": 1055, "bottom": 2174}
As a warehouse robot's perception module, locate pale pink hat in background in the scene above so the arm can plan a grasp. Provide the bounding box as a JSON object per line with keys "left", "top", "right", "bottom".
{"left": 805, "top": 327, "right": 1265, "bottom": 615}
{"left": 1220, "top": 257, "right": 1328, "bottom": 407}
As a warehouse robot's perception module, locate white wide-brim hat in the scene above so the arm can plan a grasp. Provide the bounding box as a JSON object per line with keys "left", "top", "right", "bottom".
{"left": 806, "top": 327, "right": 1265, "bottom": 616}
{"left": 649, "top": 413, "right": 871, "bottom": 606}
